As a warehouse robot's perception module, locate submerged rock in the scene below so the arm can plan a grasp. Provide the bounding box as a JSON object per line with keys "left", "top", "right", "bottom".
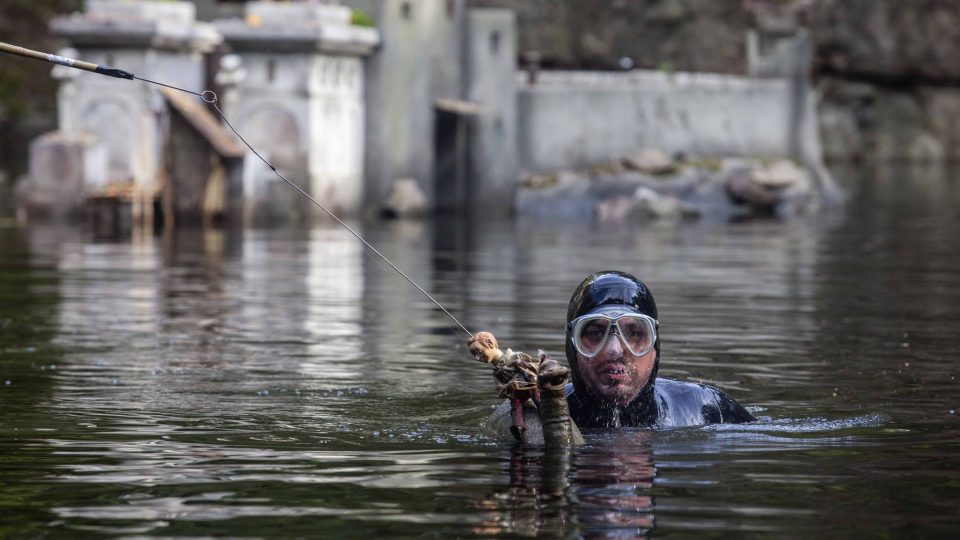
{"left": 621, "top": 148, "right": 676, "bottom": 175}
{"left": 381, "top": 178, "right": 427, "bottom": 218}
{"left": 595, "top": 188, "right": 699, "bottom": 222}
{"left": 518, "top": 155, "right": 838, "bottom": 222}
{"left": 725, "top": 159, "right": 815, "bottom": 215}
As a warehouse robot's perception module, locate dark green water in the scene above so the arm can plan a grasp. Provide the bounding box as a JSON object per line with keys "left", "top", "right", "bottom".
{"left": 1, "top": 166, "right": 958, "bottom": 538}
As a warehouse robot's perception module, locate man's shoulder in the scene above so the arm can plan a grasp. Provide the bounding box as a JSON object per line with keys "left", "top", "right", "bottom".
{"left": 654, "top": 377, "right": 717, "bottom": 397}
{"left": 652, "top": 377, "right": 720, "bottom": 410}
{"left": 653, "top": 377, "right": 754, "bottom": 424}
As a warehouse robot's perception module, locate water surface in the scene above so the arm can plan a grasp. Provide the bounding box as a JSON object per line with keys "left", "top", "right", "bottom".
{"left": 1, "top": 165, "right": 958, "bottom": 537}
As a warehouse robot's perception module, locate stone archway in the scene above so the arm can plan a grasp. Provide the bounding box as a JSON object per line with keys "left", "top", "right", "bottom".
{"left": 238, "top": 105, "right": 302, "bottom": 168}
{"left": 236, "top": 104, "right": 305, "bottom": 222}
{"left": 81, "top": 98, "right": 135, "bottom": 181}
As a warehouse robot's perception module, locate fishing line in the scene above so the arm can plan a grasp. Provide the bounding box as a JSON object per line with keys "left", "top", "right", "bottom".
{"left": 0, "top": 41, "right": 474, "bottom": 338}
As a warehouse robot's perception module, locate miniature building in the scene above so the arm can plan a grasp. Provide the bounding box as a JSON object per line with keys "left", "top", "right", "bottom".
{"left": 48, "top": 0, "right": 223, "bottom": 225}
{"left": 214, "top": 1, "right": 379, "bottom": 220}
{"left": 24, "top": 0, "right": 520, "bottom": 223}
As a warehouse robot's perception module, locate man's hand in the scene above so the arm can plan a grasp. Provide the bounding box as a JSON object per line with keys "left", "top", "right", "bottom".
{"left": 468, "top": 331, "right": 503, "bottom": 364}
{"left": 537, "top": 352, "right": 569, "bottom": 391}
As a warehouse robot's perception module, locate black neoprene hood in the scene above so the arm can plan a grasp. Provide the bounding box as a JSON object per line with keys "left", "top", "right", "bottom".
{"left": 566, "top": 271, "right": 658, "bottom": 323}
{"left": 565, "top": 271, "right": 660, "bottom": 391}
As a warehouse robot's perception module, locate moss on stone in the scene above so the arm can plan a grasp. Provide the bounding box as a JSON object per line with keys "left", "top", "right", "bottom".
{"left": 350, "top": 8, "right": 376, "bottom": 28}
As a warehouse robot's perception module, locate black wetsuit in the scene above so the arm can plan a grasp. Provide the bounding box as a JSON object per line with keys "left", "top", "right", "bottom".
{"left": 565, "top": 378, "right": 754, "bottom": 428}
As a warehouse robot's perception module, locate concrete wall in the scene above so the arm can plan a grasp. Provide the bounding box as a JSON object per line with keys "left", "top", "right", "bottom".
{"left": 465, "top": 8, "right": 517, "bottom": 210}
{"left": 517, "top": 70, "right": 797, "bottom": 172}
{"left": 341, "top": 0, "right": 466, "bottom": 208}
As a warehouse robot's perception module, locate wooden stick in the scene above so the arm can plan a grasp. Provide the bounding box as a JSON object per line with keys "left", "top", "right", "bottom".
{"left": 0, "top": 41, "right": 133, "bottom": 79}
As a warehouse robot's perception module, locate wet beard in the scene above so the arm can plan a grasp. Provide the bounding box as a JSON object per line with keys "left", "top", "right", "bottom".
{"left": 583, "top": 380, "right": 658, "bottom": 428}
{"left": 589, "top": 401, "right": 624, "bottom": 428}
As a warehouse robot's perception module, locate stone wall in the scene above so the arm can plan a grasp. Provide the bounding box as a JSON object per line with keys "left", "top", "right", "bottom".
{"left": 471, "top": 0, "right": 960, "bottom": 163}
{"left": 340, "top": 0, "right": 467, "bottom": 208}
{"left": 465, "top": 9, "right": 518, "bottom": 210}
{"left": 517, "top": 71, "right": 795, "bottom": 171}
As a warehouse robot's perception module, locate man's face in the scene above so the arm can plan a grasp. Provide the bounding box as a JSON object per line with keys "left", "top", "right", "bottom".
{"left": 575, "top": 331, "right": 656, "bottom": 407}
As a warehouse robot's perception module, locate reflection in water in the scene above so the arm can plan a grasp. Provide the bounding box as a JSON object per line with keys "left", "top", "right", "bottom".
{"left": 1, "top": 165, "right": 959, "bottom": 537}
{"left": 475, "top": 434, "right": 656, "bottom": 538}
{"left": 574, "top": 435, "right": 656, "bottom": 537}
{"left": 305, "top": 227, "right": 363, "bottom": 378}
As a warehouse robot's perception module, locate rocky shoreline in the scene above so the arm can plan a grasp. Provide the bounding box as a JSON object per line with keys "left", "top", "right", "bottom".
{"left": 515, "top": 149, "right": 842, "bottom": 222}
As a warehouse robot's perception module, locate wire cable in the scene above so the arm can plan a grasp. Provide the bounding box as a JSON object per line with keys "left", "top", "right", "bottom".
{"left": 133, "top": 77, "right": 473, "bottom": 337}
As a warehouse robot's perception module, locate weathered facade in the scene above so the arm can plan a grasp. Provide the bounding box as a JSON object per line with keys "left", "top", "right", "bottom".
{"left": 20, "top": 0, "right": 837, "bottom": 224}
{"left": 20, "top": 0, "right": 231, "bottom": 226}
{"left": 338, "top": 0, "right": 468, "bottom": 210}
{"left": 22, "top": 0, "right": 379, "bottom": 224}
{"left": 330, "top": 1, "right": 519, "bottom": 213}
{"left": 215, "top": 1, "right": 378, "bottom": 220}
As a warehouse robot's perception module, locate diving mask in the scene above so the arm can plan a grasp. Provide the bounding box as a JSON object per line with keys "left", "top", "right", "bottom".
{"left": 569, "top": 308, "right": 658, "bottom": 359}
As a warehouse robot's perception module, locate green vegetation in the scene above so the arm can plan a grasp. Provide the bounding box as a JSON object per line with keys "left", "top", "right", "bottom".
{"left": 521, "top": 173, "right": 558, "bottom": 189}
{"left": 350, "top": 8, "right": 376, "bottom": 28}
{"left": 0, "top": 0, "right": 82, "bottom": 122}
{"left": 684, "top": 158, "right": 723, "bottom": 173}
{"left": 588, "top": 162, "right": 621, "bottom": 176}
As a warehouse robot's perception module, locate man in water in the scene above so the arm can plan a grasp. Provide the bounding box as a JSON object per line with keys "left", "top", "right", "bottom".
{"left": 468, "top": 271, "right": 753, "bottom": 441}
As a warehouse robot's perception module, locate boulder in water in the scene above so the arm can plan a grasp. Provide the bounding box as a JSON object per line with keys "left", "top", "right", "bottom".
{"left": 621, "top": 148, "right": 676, "bottom": 175}
{"left": 381, "top": 178, "right": 427, "bottom": 218}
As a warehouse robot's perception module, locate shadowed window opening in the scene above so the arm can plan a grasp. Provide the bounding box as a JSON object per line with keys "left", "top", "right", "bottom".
{"left": 490, "top": 31, "right": 500, "bottom": 54}
{"left": 401, "top": 2, "right": 411, "bottom": 20}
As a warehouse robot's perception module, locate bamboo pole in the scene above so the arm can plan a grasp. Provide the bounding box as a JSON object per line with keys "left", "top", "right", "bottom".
{"left": 0, "top": 41, "right": 133, "bottom": 79}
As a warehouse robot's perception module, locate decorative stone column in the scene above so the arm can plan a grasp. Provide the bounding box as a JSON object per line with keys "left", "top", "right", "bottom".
{"left": 215, "top": 2, "right": 379, "bottom": 219}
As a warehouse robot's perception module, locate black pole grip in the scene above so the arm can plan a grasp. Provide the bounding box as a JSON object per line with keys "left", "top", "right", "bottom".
{"left": 94, "top": 65, "right": 134, "bottom": 80}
